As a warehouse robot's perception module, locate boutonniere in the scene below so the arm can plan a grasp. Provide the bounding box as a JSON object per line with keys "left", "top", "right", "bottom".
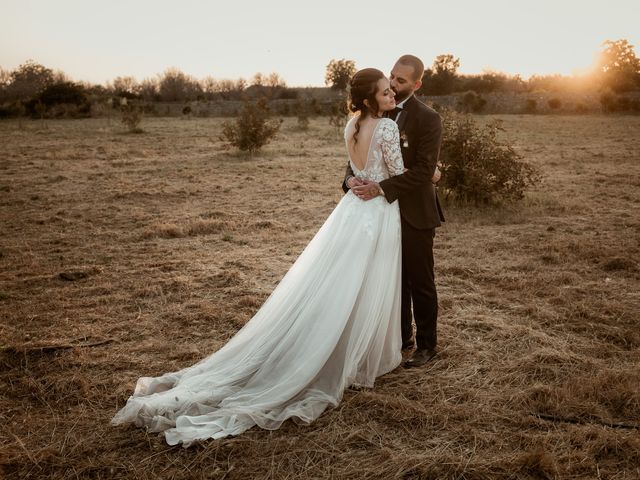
{"left": 400, "top": 132, "right": 409, "bottom": 148}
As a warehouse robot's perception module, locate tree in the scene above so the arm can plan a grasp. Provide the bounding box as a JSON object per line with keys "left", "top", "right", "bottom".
{"left": 0, "top": 67, "right": 10, "bottom": 88}
{"left": 420, "top": 54, "right": 460, "bottom": 95}
{"left": 325, "top": 59, "right": 356, "bottom": 91}
{"left": 201, "top": 76, "right": 219, "bottom": 100}
{"left": 248, "top": 72, "right": 288, "bottom": 100}
{"left": 158, "top": 68, "right": 202, "bottom": 102}
{"left": 0, "top": 67, "right": 10, "bottom": 102}
{"left": 212, "top": 78, "right": 247, "bottom": 100}
{"left": 138, "top": 78, "right": 159, "bottom": 101}
{"left": 111, "top": 76, "right": 139, "bottom": 98}
{"left": 38, "top": 81, "right": 87, "bottom": 106}
{"left": 7, "top": 60, "right": 54, "bottom": 100}
{"left": 433, "top": 54, "right": 460, "bottom": 76}
{"left": 266, "top": 72, "right": 286, "bottom": 88}
{"left": 596, "top": 39, "right": 640, "bottom": 92}
{"left": 251, "top": 72, "right": 264, "bottom": 87}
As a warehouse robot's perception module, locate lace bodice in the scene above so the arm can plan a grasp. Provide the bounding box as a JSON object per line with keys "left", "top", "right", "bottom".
{"left": 344, "top": 117, "right": 406, "bottom": 183}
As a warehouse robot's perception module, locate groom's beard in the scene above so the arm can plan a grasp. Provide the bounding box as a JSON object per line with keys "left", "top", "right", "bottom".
{"left": 392, "top": 89, "right": 413, "bottom": 104}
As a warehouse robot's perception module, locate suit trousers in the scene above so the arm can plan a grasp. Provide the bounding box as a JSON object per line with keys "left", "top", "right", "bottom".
{"left": 400, "top": 217, "right": 438, "bottom": 350}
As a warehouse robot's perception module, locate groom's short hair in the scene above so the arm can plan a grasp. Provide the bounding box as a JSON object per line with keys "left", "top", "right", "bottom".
{"left": 397, "top": 55, "right": 424, "bottom": 81}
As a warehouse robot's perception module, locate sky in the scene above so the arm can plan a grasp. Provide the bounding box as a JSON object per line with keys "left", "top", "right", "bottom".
{"left": 1, "top": 0, "right": 639, "bottom": 87}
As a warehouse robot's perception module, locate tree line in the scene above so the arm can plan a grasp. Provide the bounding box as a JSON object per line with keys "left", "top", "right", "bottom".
{"left": 325, "top": 40, "right": 640, "bottom": 95}
{"left": 0, "top": 65, "right": 294, "bottom": 118}
{"left": 0, "top": 38, "right": 638, "bottom": 119}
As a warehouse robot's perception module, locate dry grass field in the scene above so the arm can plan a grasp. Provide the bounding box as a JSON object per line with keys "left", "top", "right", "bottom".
{"left": 1, "top": 114, "right": 639, "bottom": 479}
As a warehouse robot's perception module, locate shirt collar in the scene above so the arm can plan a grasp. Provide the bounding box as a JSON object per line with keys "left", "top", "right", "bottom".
{"left": 395, "top": 93, "right": 414, "bottom": 109}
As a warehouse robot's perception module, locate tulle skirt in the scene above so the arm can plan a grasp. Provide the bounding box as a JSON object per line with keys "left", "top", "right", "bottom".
{"left": 111, "top": 191, "right": 402, "bottom": 446}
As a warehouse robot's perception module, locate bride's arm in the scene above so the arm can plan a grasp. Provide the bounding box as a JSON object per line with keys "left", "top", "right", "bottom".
{"left": 342, "top": 118, "right": 359, "bottom": 192}
{"left": 378, "top": 110, "right": 442, "bottom": 202}
{"left": 342, "top": 161, "right": 356, "bottom": 193}
{"left": 380, "top": 120, "right": 406, "bottom": 177}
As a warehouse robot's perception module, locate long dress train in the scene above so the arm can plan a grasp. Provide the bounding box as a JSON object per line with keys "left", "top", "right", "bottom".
{"left": 111, "top": 117, "right": 406, "bottom": 446}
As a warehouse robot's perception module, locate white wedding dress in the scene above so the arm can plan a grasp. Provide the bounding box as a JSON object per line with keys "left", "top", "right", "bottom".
{"left": 111, "top": 117, "right": 406, "bottom": 446}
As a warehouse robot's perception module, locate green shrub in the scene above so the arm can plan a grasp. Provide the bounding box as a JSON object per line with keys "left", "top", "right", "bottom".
{"left": 439, "top": 110, "right": 540, "bottom": 205}
{"left": 457, "top": 90, "right": 487, "bottom": 113}
{"left": 220, "top": 99, "right": 281, "bottom": 154}
{"left": 120, "top": 103, "right": 144, "bottom": 133}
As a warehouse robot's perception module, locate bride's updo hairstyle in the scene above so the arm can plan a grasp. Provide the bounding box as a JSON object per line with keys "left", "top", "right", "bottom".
{"left": 348, "top": 68, "right": 385, "bottom": 144}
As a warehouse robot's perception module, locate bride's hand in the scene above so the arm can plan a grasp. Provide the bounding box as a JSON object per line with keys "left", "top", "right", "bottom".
{"left": 347, "top": 176, "right": 365, "bottom": 189}
{"left": 352, "top": 181, "right": 382, "bottom": 201}
{"left": 431, "top": 166, "right": 441, "bottom": 184}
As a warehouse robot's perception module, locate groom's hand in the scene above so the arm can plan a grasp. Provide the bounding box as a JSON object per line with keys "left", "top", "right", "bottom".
{"left": 352, "top": 181, "right": 383, "bottom": 201}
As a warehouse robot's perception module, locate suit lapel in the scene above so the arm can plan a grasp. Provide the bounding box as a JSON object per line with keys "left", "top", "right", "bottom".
{"left": 396, "top": 110, "right": 408, "bottom": 133}
{"left": 396, "top": 94, "right": 418, "bottom": 132}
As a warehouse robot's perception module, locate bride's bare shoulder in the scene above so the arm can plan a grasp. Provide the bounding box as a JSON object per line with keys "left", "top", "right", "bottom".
{"left": 344, "top": 114, "right": 360, "bottom": 139}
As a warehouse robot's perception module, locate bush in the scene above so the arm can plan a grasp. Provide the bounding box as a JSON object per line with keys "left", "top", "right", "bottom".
{"left": 294, "top": 99, "right": 310, "bottom": 130}
{"left": 329, "top": 96, "right": 349, "bottom": 131}
{"left": 121, "top": 103, "right": 143, "bottom": 133}
{"left": 220, "top": 99, "right": 281, "bottom": 154}
{"left": 548, "top": 98, "right": 562, "bottom": 110}
{"left": 600, "top": 91, "right": 617, "bottom": 112}
{"left": 0, "top": 101, "right": 26, "bottom": 118}
{"left": 525, "top": 99, "right": 537, "bottom": 113}
{"left": 277, "top": 89, "right": 298, "bottom": 100}
{"left": 616, "top": 96, "right": 631, "bottom": 111}
{"left": 439, "top": 110, "right": 540, "bottom": 205}
{"left": 597, "top": 90, "right": 638, "bottom": 113}
{"left": 38, "top": 81, "right": 87, "bottom": 106}
{"left": 457, "top": 90, "right": 486, "bottom": 113}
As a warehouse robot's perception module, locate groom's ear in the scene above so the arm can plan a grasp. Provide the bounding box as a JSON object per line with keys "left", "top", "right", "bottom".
{"left": 414, "top": 79, "right": 422, "bottom": 91}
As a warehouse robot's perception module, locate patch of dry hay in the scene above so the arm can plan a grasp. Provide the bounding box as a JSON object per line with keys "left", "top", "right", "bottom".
{"left": 1, "top": 116, "right": 640, "bottom": 479}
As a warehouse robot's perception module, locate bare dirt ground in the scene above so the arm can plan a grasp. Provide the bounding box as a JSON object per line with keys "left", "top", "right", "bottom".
{"left": 1, "top": 115, "right": 639, "bottom": 479}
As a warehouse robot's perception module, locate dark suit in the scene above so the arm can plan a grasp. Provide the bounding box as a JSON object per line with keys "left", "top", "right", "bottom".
{"left": 342, "top": 95, "right": 444, "bottom": 350}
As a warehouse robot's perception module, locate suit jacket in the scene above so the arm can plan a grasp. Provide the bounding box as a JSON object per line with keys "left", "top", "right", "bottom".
{"left": 342, "top": 95, "right": 445, "bottom": 230}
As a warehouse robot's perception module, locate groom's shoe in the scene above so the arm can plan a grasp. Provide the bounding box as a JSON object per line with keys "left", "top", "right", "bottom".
{"left": 404, "top": 348, "right": 437, "bottom": 368}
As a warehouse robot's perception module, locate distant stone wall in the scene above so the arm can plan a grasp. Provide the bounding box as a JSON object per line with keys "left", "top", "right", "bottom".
{"left": 141, "top": 98, "right": 340, "bottom": 117}
{"left": 91, "top": 91, "right": 640, "bottom": 119}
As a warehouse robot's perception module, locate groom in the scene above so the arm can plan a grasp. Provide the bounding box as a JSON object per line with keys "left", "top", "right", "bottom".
{"left": 343, "top": 54, "right": 445, "bottom": 368}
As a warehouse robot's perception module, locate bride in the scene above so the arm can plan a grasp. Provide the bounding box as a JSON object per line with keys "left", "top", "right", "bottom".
{"left": 111, "top": 68, "right": 407, "bottom": 447}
